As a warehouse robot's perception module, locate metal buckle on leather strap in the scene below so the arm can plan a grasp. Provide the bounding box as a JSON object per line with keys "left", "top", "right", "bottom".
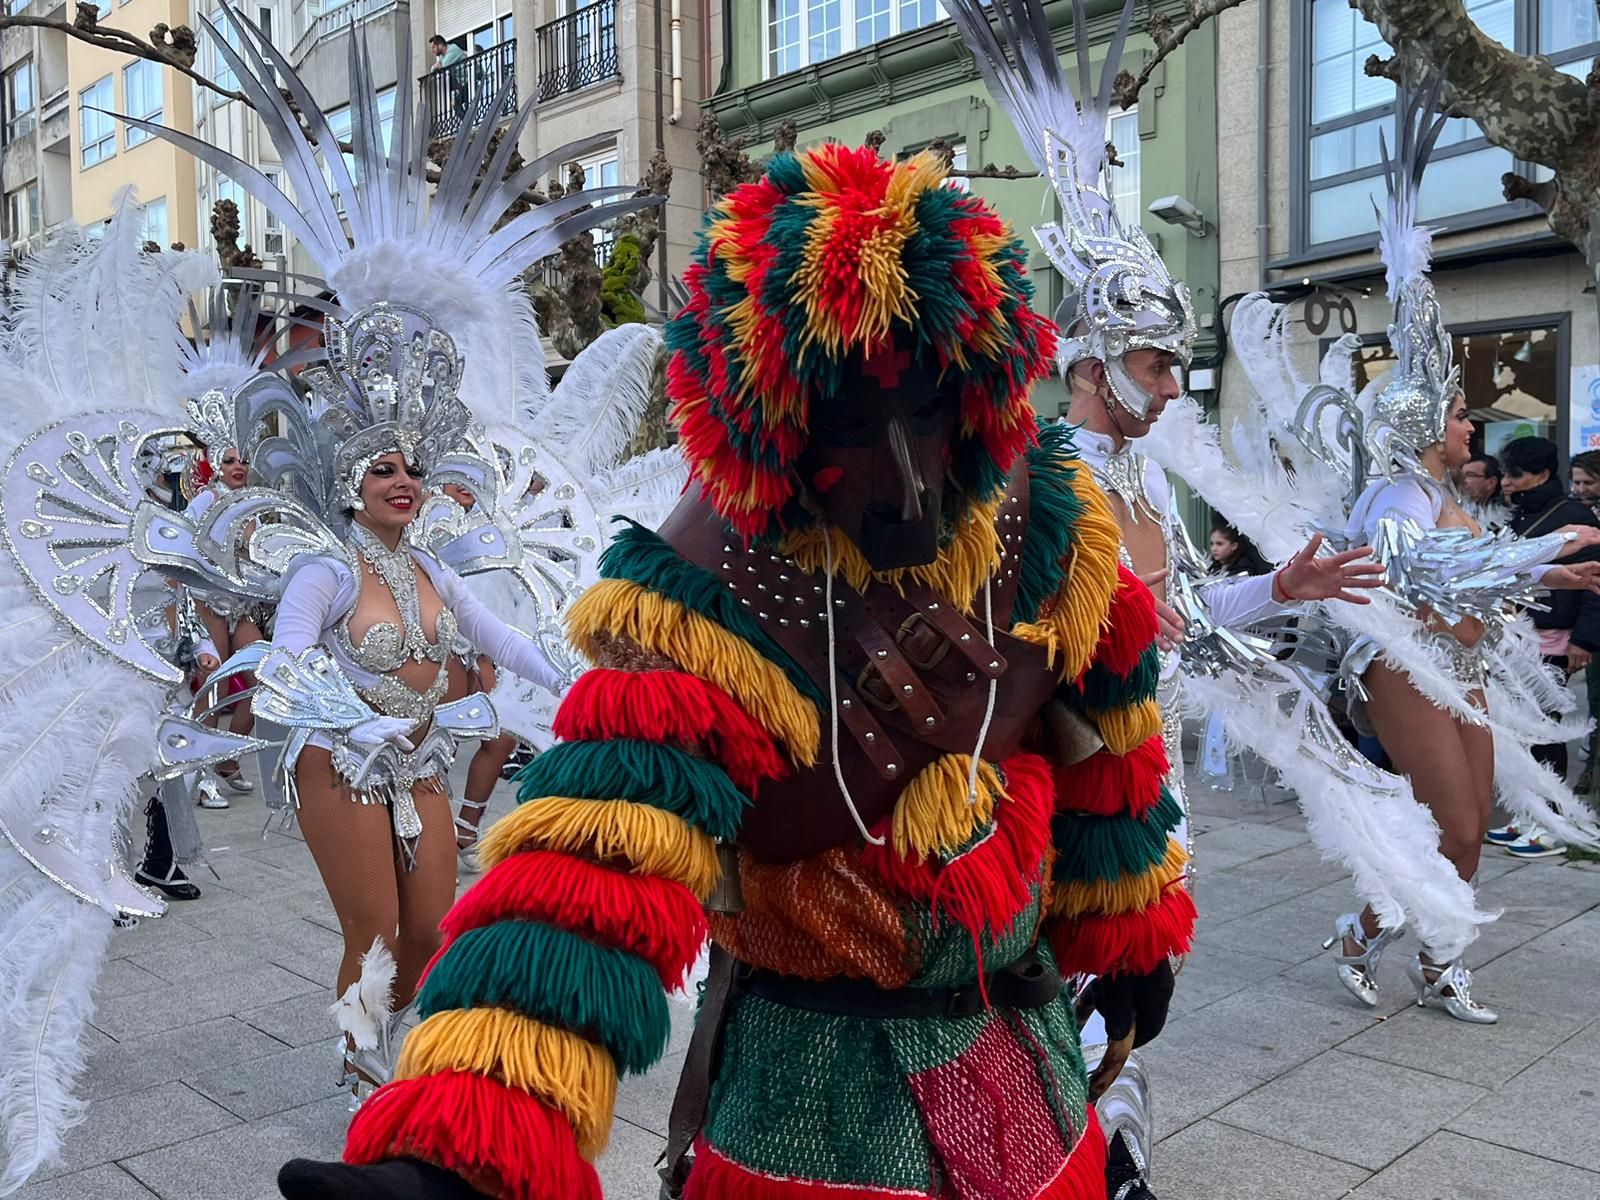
{"left": 741, "top": 950, "right": 1060, "bottom": 1020}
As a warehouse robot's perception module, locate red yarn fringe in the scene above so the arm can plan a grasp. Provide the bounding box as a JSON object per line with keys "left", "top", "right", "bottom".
{"left": 553, "top": 669, "right": 785, "bottom": 793}
{"left": 1053, "top": 736, "right": 1168, "bottom": 819}
{"left": 439, "top": 850, "right": 709, "bottom": 990}
{"left": 1046, "top": 884, "right": 1197, "bottom": 979}
{"left": 345, "top": 1071, "right": 599, "bottom": 1200}
{"left": 685, "top": 1110, "right": 1105, "bottom": 1200}
{"left": 861, "top": 753, "right": 1054, "bottom": 943}
{"left": 1086, "top": 567, "right": 1158, "bottom": 680}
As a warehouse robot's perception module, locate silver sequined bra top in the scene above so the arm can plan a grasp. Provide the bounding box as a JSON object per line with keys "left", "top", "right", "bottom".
{"left": 336, "top": 524, "right": 459, "bottom": 721}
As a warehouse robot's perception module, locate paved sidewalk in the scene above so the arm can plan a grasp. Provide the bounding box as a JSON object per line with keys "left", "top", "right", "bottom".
{"left": 13, "top": 764, "right": 1600, "bottom": 1200}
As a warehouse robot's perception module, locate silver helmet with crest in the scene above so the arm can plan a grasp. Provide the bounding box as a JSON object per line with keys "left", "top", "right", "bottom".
{"left": 945, "top": 0, "right": 1196, "bottom": 418}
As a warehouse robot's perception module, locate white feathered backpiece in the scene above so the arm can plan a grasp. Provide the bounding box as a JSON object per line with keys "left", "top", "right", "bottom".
{"left": 0, "top": 200, "right": 217, "bottom": 1194}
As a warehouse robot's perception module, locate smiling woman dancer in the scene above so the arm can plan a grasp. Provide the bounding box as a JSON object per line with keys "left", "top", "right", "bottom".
{"left": 261, "top": 313, "right": 566, "bottom": 1093}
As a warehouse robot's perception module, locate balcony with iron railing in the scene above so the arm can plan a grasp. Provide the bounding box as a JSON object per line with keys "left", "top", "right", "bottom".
{"left": 418, "top": 40, "right": 517, "bottom": 140}
{"left": 535, "top": 0, "right": 618, "bottom": 102}
{"left": 290, "top": 0, "right": 408, "bottom": 67}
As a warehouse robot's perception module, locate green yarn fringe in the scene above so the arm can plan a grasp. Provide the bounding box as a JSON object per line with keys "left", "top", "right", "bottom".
{"left": 1050, "top": 787, "right": 1184, "bottom": 885}
{"left": 1059, "top": 643, "right": 1163, "bottom": 710}
{"left": 417, "top": 920, "right": 669, "bottom": 1075}
{"left": 515, "top": 738, "right": 749, "bottom": 841}
{"left": 1014, "top": 419, "right": 1087, "bottom": 625}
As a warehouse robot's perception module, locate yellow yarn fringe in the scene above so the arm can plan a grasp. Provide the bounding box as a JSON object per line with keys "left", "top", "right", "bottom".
{"left": 1091, "top": 698, "right": 1163, "bottom": 755}
{"left": 1029, "top": 466, "right": 1123, "bottom": 682}
{"left": 780, "top": 494, "right": 1004, "bottom": 613}
{"left": 396, "top": 1009, "right": 618, "bottom": 1160}
{"left": 479, "top": 796, "right": 720, "bottom": 901}
{"left": 891, "top": 754, "right": 1004, "bottom": 862}
{"left": 1049, "top": 838, "right": 1188, "bottom": 919}
{"left": 566, "top": 579, "right": 819, "bottom": 766}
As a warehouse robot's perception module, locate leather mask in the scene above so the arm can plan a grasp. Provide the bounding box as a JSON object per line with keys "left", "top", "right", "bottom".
{"left": 797, "top": 344, "right": 960, "bottom": 571}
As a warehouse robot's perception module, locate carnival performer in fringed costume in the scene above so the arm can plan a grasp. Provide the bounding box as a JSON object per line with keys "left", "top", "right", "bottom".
{"left": 274, "top": 143, "right": 1193, "bottom": 1200}
{"left": 942, "top": 3, "right": 1385, "bottom": 1193}
{"left": 129, "top": 9, "right": 674, "bottom": 1097}
{"left": 1139, "top": 82, "right": 1600, "bottom": 1027}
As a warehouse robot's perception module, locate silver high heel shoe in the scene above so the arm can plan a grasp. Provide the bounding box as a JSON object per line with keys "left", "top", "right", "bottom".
{"left": 214, "top": 761, "right": 255, "bottom": 795}
{"left": 455, "top": 796, "right": 488, "bottom": 875}
{"left": 1322, "top": 913, "right": 1404, "bottom": 1007}
{"left": 1406, "top": 954, "right": 1498, "bottom": 1024}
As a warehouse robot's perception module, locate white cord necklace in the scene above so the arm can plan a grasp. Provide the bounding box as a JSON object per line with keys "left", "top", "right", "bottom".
{"left": 823, "top": 526, "right": 885, "bottom": 846}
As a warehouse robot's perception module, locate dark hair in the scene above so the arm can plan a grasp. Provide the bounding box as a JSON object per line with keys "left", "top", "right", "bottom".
{"left": 1210, "top": 519, "right": 1272, "bottom": 576}
{"left": 429, "top": 33, "right": 447, "bottom": 47}
{"left": 1501, "top": 436, "right": 1558, "bottom": 479}
{"left": 1572, "top": 451, "right": 1600, "bottom": 479}
{"left": 1467, "top": 452, "right": 1500, "bottom": 480}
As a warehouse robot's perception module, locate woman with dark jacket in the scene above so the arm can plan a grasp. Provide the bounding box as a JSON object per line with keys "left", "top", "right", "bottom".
{"left": 1494, "top": 436, "right": 1600, "bottom": 855}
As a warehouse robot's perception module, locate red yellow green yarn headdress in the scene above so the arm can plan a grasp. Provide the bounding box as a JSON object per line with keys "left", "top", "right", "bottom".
{"left": 666, "top": 143, "right": 1057, "bottom": 542}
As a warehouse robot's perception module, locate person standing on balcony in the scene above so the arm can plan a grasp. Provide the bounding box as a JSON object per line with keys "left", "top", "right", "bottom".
{"left": 430, "top": 34, "right": 468, "bottom": 117}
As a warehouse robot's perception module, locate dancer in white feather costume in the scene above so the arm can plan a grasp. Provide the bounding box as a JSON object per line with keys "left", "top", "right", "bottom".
{"left": 0, "top": 8, "right": 684, "bottom": 1190}
{"left": 1140, "top": 83, "right": 1600, "bottom": 1026}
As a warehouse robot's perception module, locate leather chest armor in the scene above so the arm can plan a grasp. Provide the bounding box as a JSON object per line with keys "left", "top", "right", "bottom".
{"left": 660, "top": 465, "right": 1060, "bottom": 863}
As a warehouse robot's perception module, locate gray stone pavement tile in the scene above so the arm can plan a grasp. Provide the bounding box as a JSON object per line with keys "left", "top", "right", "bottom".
{"left": 1214, "top": 1049, "right": 1487, "bottom": 1170}
{"left": 90, "top": 963, "right": 324, "bottom": 1041}
{"left": 103, "top": 909, "right": 214, "bottom": 962}
{"left": 184, "top": 1038, "right": 348, "bottom": 1121}
{"left": 1192, "top": 818, "right": 1309, "bottom": 865}
{"left": 8, "top": 1163, "right": 159, "bottom": 1200}
{"left": 1350, "top": 1130, "right": 1600, "bottom": 1199}
{"left": 1338, "top": 1000, "right": 1589, "bottom": 1089}
{"left": 1154, "top": 1119, "right": 1369, "bottom": 1199}
{"left": 1548, "top": 1016, "right": 1600, "bottom": 1069}
{"left": 596, "top": 1117, "right": 667, "bottom": 1200}
{"left": 1265, "top": 954, "right": 1419, "bottom": 1020}
{"left": 613, "top": 1052, "right": 683, "bottom": 1139}
{"left": 1196, "top": 895, "right": 1344, "bottom": 965}
{"left": 93, "top": 958, "right": 170, "bottom": 1002}
{"left": 80, "top": 1017, "right": 289, "bottom": 1103}
{"left": 1469, "top": 946, "right": 1600, "bottom": 1023}
{"left": 1190, "top": 868, "right": 1327, "bottom": 927}
{"left": 236, "top": 988, "right": 343, "bottom": 1049}
{"left": 1222, "top": 842, "right": 1357, "bottom": 893}
{"left": 1474, "top": 862, "right": 1600, "bottom": 928}
{"left": 1140, "top": 1046, "right": 1270, "bottom": 1139}
{"left": 29, "top": 1082, "right": 237, "bottom": 1183}
{"left": 198, "top": 855, "right": 309, "bottom": 902}
{"left": 1461, "top": 917, "right": 1551, "bottom": 970}
{"left": 1448, "top": 1056, "right": 1600, "bottom": 1172}
{"left": 1524, "top": 908, "right": 1600, "bottom": 958}
{"left": 121, "top": 1095, "right": 351, "bottom": 1200}
{"left": 1167, "top": 943, "right": 1287, "bottom": 1018}
{"left": 1156, "top": 989, "right": 1378, "bottom": 1080}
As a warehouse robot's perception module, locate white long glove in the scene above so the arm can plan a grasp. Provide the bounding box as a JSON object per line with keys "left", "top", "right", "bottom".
{"left": 348, "top": 715, "right": 416, "bottom": 753}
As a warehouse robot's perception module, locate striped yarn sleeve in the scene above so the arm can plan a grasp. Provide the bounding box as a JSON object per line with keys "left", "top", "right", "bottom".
{"left": 343, "top": 529, "right": 818, "bottom": 1200}
{"left": 1045, "top": 563, "right": 1195, "bottom": 979}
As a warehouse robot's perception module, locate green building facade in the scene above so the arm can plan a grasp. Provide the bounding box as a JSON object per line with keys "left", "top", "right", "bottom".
{"left": 707, "top": 0, "right": 1221, "bottom": 418}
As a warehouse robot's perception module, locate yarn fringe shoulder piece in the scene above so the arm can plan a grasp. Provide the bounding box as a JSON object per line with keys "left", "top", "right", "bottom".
{"left": 395, "top": 1009, "right": 616, "bottom": 1159}
{"left": 566, "top": 579, "right": 820, "bottom": 765}
{"left": 345, "top": 1070, "right": 602, "bottom": 1197}
{"left": 1047, "top": 884, "right": 1197, "bottom": 979}
{"left": 1050, "top": 839, "right": 1188, "bottom": 921}
{"left": 1052, "top": 737, "right": 1168, "bottom": 820}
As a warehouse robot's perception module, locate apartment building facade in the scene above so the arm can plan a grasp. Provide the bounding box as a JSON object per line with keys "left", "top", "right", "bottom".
{"left": 2, "top": 0, "right": 74, "bottom": 255}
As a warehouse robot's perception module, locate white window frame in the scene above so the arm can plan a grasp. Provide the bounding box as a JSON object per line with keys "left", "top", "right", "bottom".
{"left": 123, "top": 59, "right": 163, "bottom": 147}
{"left": 4, "top": 59, "right": 35, "bottom": 140}
{"left": 1106, "top": 107, "right": 1140, "bottom": 232}
{"left": 763, "top": 0, "right": 947, "bottom": 80}
{"left": 574, "top": 145, "right": 621, "bottom": 264}
{"left": 79, "top": 75, "right": 115, "bottom": 169}
{"left": 262, "top": 168, "right": 286, "bottom": 255}
{"left": 141, "top": 196, "right": 168, "bottom": 248}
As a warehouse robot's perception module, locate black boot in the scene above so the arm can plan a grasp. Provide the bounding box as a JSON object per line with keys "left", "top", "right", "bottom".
{"left": 134, "top": 796, "right": 201, "bottom": 901}
{"left": 278, "top": 1158, "right": 492, "bottom": 1200}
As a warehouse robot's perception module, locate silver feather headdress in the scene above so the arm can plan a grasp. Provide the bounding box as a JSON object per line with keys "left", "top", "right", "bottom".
{"left": 307, "top": 302, "right": 473, "bottom": 510}
{"left": 121, "top": 5, "right": 660, "bottom": 515}
{"left": 1369, "top": 80, "right": 1455, "bottom": 460}
{"left": 945, "top": 0, "right": 1195, "bottom": 418}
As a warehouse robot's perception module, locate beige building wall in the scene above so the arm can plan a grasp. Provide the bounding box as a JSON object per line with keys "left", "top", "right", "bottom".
{"left": 1213, "top": 0, "right": 1595, "bottom": 455}
{"left": 66, "top": 0, "right": 199, "bottom": 246}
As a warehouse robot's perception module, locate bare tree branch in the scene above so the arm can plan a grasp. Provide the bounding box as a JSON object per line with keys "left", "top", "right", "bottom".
{"left": 1114, "top": 0, "right": 1251, "bottom": 110}
{"left": 0, "top": 13, "right": 248, "bottom": 106}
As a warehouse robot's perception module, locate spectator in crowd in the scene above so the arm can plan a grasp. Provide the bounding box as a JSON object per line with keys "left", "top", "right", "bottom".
{"left": 1208, "top": 520, "right": 1272, "bottom": 577}
{"left": 1571, "top": 451, "right": 1600, "bottom": 792}
{"left": 1460, "top": 453, "right": 1510, "bottom": 531}
{"left": 1490, "top": 436, "right": 1600, "bottom": 856}
{"left": 1570, "top": 450, "right": 1600, "bottom": 516}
